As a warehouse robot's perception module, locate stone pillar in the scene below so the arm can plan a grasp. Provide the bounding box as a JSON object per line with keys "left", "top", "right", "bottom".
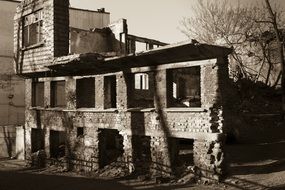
{"left": 201, "top": 63, "right": 219, "bottom": 108}
{"left": 25, "top": 79, "right": 32, "bottom": 108}
{"left": 121, "top": 134, "right": 134, "bottom": 173}
{"left": 154, "top": 70, "right": 167, "bottom": 109}
{"left": 193, "top": 139, "right": 225, "bottom": 181}
{"left": 44, "top": 129, "right": 50, "bottom": 158}
{"left": 150, "top": 136, "right": 172, "bottom": 177}
{"left": 116, "top": 72, "right": 130, "bottom": 109}
{"left": 83, "top": 127, "right": 100, "bottom": 171}
{"left": 24, "top": 79, "right": 32, "bottom": 160}
{"left": 95, "top": 76, "right": 104, "bottom": 109}
{"left": 15, "top": 126, "right": 25, "bottom": 160}
{"left": 44, "top": 80, "right": 51, "bottom": 108}
{"left": 66, "top": 76, "right": 76, "bottom": 109}
{"left": 24, "top": 126, "right": 32, "bottom": 160}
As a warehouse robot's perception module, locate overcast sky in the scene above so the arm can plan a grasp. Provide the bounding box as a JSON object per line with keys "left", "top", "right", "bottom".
{"left": 70, "top": 0, "right": 285, "bottom": 44}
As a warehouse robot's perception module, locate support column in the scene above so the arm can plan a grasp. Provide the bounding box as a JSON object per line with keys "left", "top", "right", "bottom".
{"left": 83, "top": 127, "right": 100, "bottom": 171}
{"left": 44, "top": 80, "right": 50, "bottom": 108}
{"left": 44, "top": 129, "right": 50, "bottom": 158}
{"left": 121, "top": 134, "right": 134, "bottom": 173}
{"left": 150, "top": 136, "right": 172, "bottom": 177}
{"left": 116, "top": 72, "right": 130, "bottom": 109}
{"left": 193, "top": 139, "right": 225, "bottom": 181}
{"left": 24, "top": 79, "right": 32, "bottom": 160}
{"left": 95, "top": 75, "right": 104, "bottom": 109}
{"left": 66, "top": 76, "right": 76, "bottom": 110}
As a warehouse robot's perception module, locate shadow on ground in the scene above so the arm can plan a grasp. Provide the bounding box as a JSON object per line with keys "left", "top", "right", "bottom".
{"left": 216, "top": 139, "right": 285, "bottom": 190}
{"left": 0, "top": 170, "right": 131, "bottom": 190}
{"left": 226, "top": 141, "right": 285, "bottom": 176}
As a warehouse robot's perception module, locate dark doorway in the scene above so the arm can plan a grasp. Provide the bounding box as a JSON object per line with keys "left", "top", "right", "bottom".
{"left": 50, "top": 130, "right": 66, "bottom": 158}
{"left": 132, "top": 135, "right": 151, "bottom": 174}
{"left": 31, "top": 128, "right": 44, "bottom": 153}
{"left": 171, "top": 138, "right": 194, "bottom": 167}
{"left": 98, "top": 129, "right": 123, "bottom": 168}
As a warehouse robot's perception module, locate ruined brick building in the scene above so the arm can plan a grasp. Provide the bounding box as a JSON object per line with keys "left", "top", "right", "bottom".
{"left": 14, "top": 0, "right": 232, "bottom": 180}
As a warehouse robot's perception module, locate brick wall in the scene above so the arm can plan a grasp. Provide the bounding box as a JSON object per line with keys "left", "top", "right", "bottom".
{"left": 23, "top": 57, "right": 229, "bottom": 179}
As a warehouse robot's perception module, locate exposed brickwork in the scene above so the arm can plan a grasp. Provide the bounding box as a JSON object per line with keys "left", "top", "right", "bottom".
{"left": 194, "top": 140, "right": 225, "bottom": 181}
{"left": 17, "top": 0, "right": 232, "bottom": 181}
{"left": 23, "top": 58, "right": 229, "bottom": 177}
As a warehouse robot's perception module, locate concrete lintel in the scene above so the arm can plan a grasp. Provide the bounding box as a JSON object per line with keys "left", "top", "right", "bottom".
{"left": 128, "top": 59, "right": 217, "bottom": 73}
{"left": 127, "top": 108, "right": 156, "bottom": 112}
{"left": 165, "top": 107, "right": 207, "bottom": 112}
{"left": 120, "top": 129, "right": 224, "bottom": 141}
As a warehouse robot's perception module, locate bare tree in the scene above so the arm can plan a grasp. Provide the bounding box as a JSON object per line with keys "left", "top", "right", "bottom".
{"left": 180, "top": 0, "right": 283, "bottom": 86}
{"left": 264, "top": 0, "right": 285, "bottom": 120}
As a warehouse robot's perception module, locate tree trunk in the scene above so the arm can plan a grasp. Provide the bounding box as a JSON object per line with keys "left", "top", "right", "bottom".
{"left": 265, "top": 0, "right": 285, "bottom": 121}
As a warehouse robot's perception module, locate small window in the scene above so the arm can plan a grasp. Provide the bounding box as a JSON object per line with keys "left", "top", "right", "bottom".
{"left": 51, "top": 81, "right": 66, "bottom": 108}
{"left": 130, "top": 72, "right": 154, "bottom": 108}
{"left": 77, "top": 127, "right": 84, "bottom": 137}
{"left": 32, "top": 81, "right": 44, "bottom": 107}
{"left": 134, "top": 73, "right": 149, "bottom": 90}
{"left": 104, "top": 75, "right": 117, "bottom": 108}
{"left": 23, "top": 10, "right": 43, "bottom": 47}
{"left": 76, "top": 77, "right": 95, "bottom": 108}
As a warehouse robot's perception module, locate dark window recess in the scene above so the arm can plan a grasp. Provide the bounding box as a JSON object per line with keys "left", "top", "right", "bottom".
{"left": 76, "top": 77, "right": 95, "bottom": 108}
{"left": 32, "top": 81, "right": 44, "bottom": 107}
{"left": 132, "top": 136, "right": 151, "bottom": 172}
{"left": 31, "top": 128, "right": 44, "bottom": 153}
{"left": 23, "top": 10, "right": 43, "bottom": 47}
{"left": 50, "top": 130, "right": 66, "bottom": 158}
{"left": 168, "top": 66, "right": 201, "bottom": 107}
{"left": 77, "top": 127, "right": 84, "bottom": 137}
{"left": 170, "top": 138, "right": 194, "bottom": 170}
{"left": 104, "top": 75, "right": 117, "bottom": 108}
{"left": 98, "top": 129, "right": 123, "bottom": 168}
{"left": 51, "top": 81, "right": 66, "bottom": 108}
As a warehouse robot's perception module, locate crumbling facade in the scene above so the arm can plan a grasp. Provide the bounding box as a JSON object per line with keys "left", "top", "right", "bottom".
{"left": 14, "top": 0, "right": 232, "bottom": 181}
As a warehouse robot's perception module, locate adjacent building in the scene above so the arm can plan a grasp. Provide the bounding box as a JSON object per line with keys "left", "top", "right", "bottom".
{"left": 14, "top": 0, "right": 232, "bottom": 180}
{"left": 0, "top": 0, "right": 25, "bottom": 158}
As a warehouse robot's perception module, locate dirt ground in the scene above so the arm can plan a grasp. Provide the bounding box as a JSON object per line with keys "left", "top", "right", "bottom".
{"left": 1, "top": 141, "right": 285, "bottom": 190}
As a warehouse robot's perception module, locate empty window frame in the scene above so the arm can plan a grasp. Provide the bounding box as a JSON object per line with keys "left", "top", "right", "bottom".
{"left": 168, "top": 66, "right": 201, "bottom": 107}
{"left": 134, "top": 73, "right": 149, "bottom": 90}
{"left": 23, "top": 10, "right": 43, "bottom": 47}
{"left": 51, "top": 81, "right": 66, "bottom": 108}
{"left": 131, "top": 72, "right": 154, "bottom": 108}
{"left": 104, "top": 75, "right": 117, "bottom": 109}
{"left": 32, "top": 81, "right": 44, "bottom": 107}
{"left": 76, "top": 77, "right": 95, "bottom": 108}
